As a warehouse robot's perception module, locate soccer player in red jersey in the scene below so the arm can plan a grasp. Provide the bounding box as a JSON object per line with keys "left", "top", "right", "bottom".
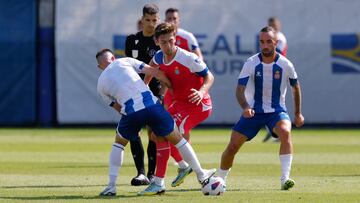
{"left": 140, "top": 22, "right": 215, "bottom": 195}
{"left": 163, "top": 8, "right": 205, "bottom": 110}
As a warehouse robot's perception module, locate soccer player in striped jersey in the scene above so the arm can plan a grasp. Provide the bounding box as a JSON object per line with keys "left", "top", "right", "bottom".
{"left": 139, "top": 22, "right": 215, "bottom": 195}
{"left": 218, "top": 26, "right": 304, "bottom": 190}
{"left": 263, "top": 17, "right": 289, "bottom": 142}
{"left": 96, "top": 49, "right": 215, "bottom": 196}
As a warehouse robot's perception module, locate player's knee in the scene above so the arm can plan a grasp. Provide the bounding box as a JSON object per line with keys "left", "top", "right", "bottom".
{"left": 277, "top": 127, "right": 291, "bottom": 142}
{"left": 115, "top": 133, "right": 128, "bottom": 146}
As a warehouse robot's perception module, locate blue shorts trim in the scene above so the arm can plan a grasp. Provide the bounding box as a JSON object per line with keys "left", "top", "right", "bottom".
{"left": 232, "top": 111, "right": 290, "bottom": 141}
{"left": 116, "top": 104, "right": 174, "bottom": 141}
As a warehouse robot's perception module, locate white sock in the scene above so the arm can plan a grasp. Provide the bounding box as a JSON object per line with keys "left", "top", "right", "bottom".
{"left": 218, "top": 168, "right": 231, "bottom": 182}
{"left": 177, "top": 160, "right": 189, "bottom": 169}
{"left": 175, "top": 138, "right": 203, "bottom": 175}
{"left": 154, "top": 176, "right": 165, "bottom": 186}
{"left": 108, "top": 143, "right": 124, "bottom": 186}
{"left": 279, "top": 154, "right": 292, "bottom": 183}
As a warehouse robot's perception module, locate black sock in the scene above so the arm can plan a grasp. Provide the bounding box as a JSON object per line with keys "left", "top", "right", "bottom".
{"left": 147, "top": 140, "right": 156, "bottom": 177}
{"left": 130, "top": 137, "right": 145, "bottom": 176}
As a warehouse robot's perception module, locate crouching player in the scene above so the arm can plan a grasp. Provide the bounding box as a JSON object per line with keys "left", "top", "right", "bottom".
{"left": 95, "top": 48, "right": 215, "bottom": 196}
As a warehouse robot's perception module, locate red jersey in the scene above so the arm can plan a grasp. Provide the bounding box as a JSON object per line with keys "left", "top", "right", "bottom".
{"left": 152, "top": 47, "right": 212, "bottom": 110}
{"left": 175, "top": 28, "right": 199, "bottom": 52}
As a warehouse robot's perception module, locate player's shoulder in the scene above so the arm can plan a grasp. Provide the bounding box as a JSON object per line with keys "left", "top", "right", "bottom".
{"left": 176, "top": 47, "right": 205, "bottom": 68}
{"left": 177, "top": 28, "right": 194, "bottom": 37}
{"left": 277, "top": 32, "right": 287, "bottom": 41}
{"left": 177, "top": 47, "right": 198, "bottom": 61}
{"left": 276, "top": 54, "right": 294, "bottom": 69}
{"left": 126, "top": 33, "right": 137, "bottom": 41}
{"left": 244, "top": 53, "right": 261, "bottom": 66}
{"left": 153, "top": 50, "right": 164, "bottom": 64}
{"left": 134, "top": 31, "right": 144, "bottom": 38}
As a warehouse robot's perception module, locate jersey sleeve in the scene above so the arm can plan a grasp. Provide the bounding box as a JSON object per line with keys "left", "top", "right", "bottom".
{"left": 238, "top": 61, "right": 252, "bottom": 86}
{"left": 188, "top": 33, "right": 200, "bottom": 51}
{"left": 97, "top": 83, "right": 116, "bottom": 107}
{"left": 287, "top": 61, "right": 298, "bottom": 86}
{"left": 152, "top": 50, "right": 163, "bottom": 65}
{"left": 125, "top": 34, "right": 136, "bottom": 57}
{"left": 124, "top": 57, "right": 145, "bottom": 73}
{"left": 187, "top": 53, "right": 208, "bottom": 77}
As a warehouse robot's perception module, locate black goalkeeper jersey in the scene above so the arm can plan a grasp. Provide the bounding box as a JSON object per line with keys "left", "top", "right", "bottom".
{"left": 125, "top": 31, "right": 161, "bottom": 96}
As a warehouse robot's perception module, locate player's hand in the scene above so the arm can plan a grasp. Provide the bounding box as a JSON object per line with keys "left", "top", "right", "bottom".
{"left": 188, "top": 88, "right": 204, "bottom": 105}
{"left": 242, "top": 108, "right": 255, "bottom": 118}
{"left": 294, "top": 113, "right": 304, "bottom": 127}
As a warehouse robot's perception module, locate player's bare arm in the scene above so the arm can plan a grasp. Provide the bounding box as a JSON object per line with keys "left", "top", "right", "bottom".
{"left": 236, "top": 85, "right": 254, "bottom": 118}
{"left": 189, "top": 71, "right": 214, "bottom": 105}
{"left": 112, "top": 101, "right": 122, "bottom": 113}
{"left": 194, "top": 48, "right": 204, "bottom": 61}
{"left": 292, "top": 82, "right": 305, "bottom": 127}
{"left": 142, "top": 64, "right": 172, "bottom": 88}
{"left": 143, "top": 60, "right": 157, "bottom": 84}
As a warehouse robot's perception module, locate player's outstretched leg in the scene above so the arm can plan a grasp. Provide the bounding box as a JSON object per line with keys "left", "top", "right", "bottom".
{"left": 170, "top": 137, "right": 216, "bottom": 185}
{"left": 170, "top": 144, "right": 192, "bottom": 187}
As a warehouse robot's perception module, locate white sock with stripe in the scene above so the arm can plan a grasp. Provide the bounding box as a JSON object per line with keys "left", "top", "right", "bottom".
{"left": 108, "top": 143, "right": 124, "bottom": 186}
{"left": 175, "top": 138, "right": 204, "bottom": 178}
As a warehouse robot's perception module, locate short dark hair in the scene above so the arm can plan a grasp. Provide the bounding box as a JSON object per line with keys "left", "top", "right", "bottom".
{"left": 260, "top": 26, "right": 275, "bottom": 33}
{"left": 95, "top": 48, "right": 113, "bottom": 60}
{"left": 143, "top": 4, "right": 159, "bottom": 16}
{"left": 165, "top": 7, "right": 179, "bottom": 15}
{"left": 268, "top": 16, "right": 279, "bottom": 24}
{"left": 154, "top": 22, "right": 176, "bottom": 39}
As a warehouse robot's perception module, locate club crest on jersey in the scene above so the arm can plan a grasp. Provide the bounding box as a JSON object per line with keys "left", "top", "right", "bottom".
{"left": 149, "top": 49, "right": 157, "bottom": 57}
{"left": 175, "top": 67, "right": 180, "bottom": 75}
{"left": 274, "top": 70, "right": 281, "bottom": 79}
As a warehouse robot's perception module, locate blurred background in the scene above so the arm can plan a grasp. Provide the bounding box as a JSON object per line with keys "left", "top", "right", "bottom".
{"left": 1, "top": 0, "right": 359, "bottom": 127}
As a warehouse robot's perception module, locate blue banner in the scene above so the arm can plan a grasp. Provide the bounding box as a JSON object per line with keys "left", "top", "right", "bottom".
{"left": 0, "top": 1, "right": 37, "bottom": 124}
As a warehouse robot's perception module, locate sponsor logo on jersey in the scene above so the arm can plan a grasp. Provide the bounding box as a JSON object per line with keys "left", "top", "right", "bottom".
{"left": 256, "top": 71, "right": 261, "bottom": 77}
{"left": 331, "top": 34, "right": 360, "bottom": 73}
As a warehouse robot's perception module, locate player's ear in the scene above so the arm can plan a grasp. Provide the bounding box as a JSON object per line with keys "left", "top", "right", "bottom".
{"left": 154, "top": 38, "right": 159, "bottom": 46}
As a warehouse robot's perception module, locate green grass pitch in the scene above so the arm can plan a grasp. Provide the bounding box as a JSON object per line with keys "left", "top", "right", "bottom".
{"left": 0, "top": 128, "right": 359, "bottom": 202}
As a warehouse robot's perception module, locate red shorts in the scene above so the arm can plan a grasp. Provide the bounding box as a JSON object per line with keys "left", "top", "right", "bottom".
{"left": 163, "top": 91, "right": 174, "bottom": 109}
{"left": 167, "top": 101, "right": 212, "bottom": 134}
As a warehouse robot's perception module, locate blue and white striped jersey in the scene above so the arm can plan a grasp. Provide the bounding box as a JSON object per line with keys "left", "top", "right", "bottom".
{"left": 97, "top": 57, "right": 158, "bottom": 115}
{"left": 238, "top": 53, "right": 298, "bottom": 113}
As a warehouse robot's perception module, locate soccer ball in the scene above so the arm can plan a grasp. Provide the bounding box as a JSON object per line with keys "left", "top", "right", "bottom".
{"left": 201, "top": 176, "right": 226, "bottom": 196}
